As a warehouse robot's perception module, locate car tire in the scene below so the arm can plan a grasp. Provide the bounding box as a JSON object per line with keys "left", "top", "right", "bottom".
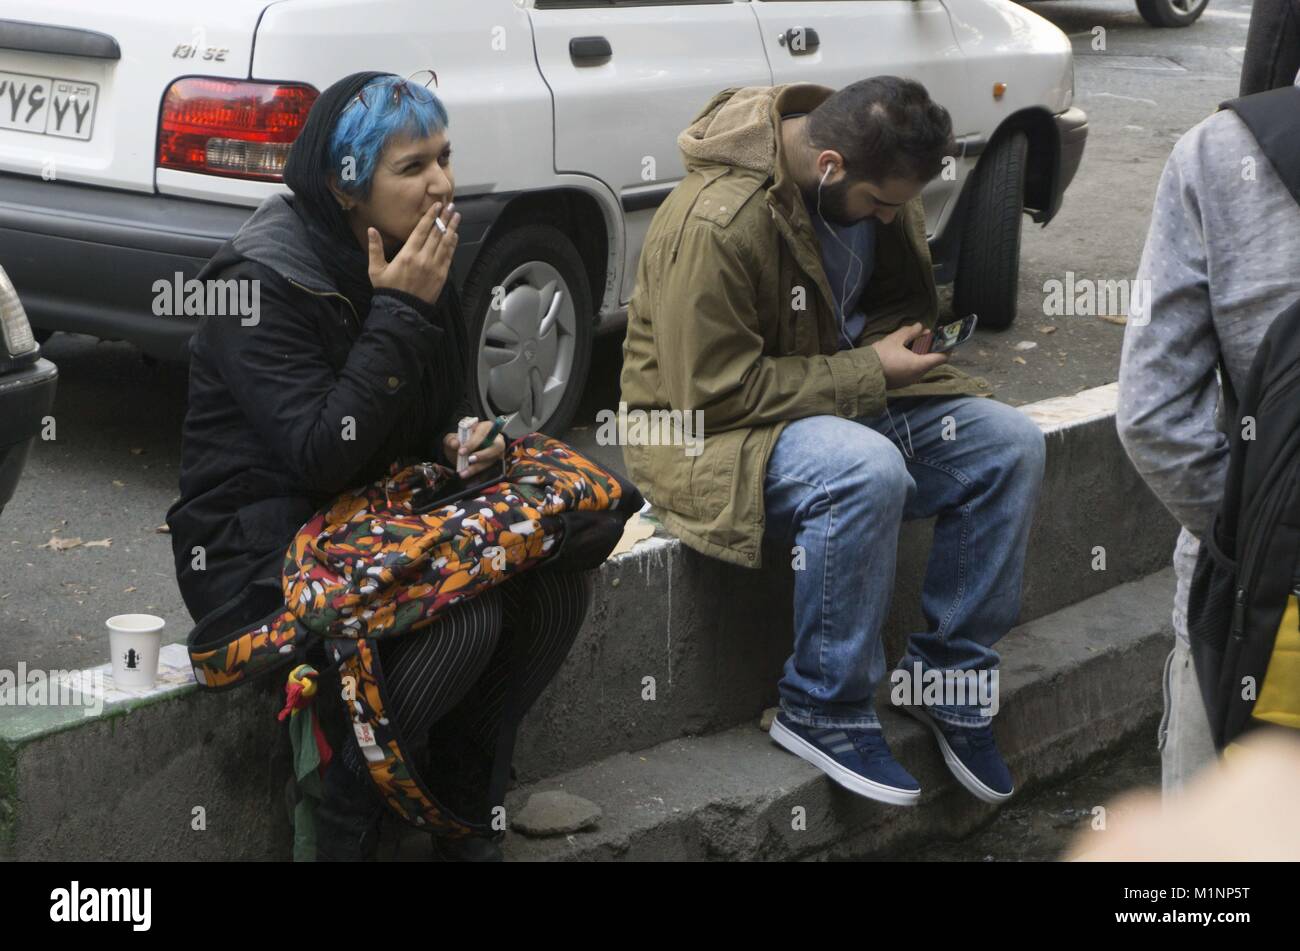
{"left": 953, "top": 131, "right": 1028, "bottom": 332}
{"left": 461, "top": 224, "right": 594, "bottom": 438}
{"left": 1136, "top": 0, "right": 1209, "bottom": 27}
{"left": 33, "top": 329, "right": 53, "bottom": 344}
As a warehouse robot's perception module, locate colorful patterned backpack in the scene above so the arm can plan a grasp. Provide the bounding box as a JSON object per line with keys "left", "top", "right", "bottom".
{"left": 186, "top": 433, "right": 641, "bottom": 847}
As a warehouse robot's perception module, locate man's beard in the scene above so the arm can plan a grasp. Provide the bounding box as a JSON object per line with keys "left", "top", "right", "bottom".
{"left": 803, "top": 174, "right": 861, "bottom": 228}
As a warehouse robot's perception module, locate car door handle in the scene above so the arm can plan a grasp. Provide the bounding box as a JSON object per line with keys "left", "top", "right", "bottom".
{"left": 776, "top": 27, "right": 819, "bottom": 53}
{"left": 569, "top": 36, "right": 612, "bottom": 64}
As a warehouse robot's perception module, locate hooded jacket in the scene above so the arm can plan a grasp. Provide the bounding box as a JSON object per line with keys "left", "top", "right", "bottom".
{"left": 165, "top": 194, "right": 470, "bottom": 623}
{"left": 619, "top": 83, "right": 992, "bottom": 569}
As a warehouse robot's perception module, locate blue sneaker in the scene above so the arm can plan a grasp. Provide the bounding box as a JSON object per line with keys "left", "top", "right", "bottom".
{"left": 769, "top": 712, "right": 921, "bottom": 806}
{"left": 900, "top": 705, "right": 1014, "bottom": 803}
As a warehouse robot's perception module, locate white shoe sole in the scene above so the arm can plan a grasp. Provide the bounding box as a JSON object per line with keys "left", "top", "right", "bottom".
{"left": 900, "top": 705, "right": 1013, "bottom": 804}
{"left": 769, "top": 718, "right": 921, "bottom": 807}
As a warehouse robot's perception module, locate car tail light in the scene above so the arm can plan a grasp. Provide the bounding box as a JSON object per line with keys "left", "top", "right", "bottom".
{"left": 158, "top": 78, "right": 318, "bottom": 181}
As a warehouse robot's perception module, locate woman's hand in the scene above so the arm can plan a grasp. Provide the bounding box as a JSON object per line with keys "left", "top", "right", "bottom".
{"left": 368, "top": 202, "right": 461, "bottom": 304}
{"left": 442, "top": 418, "right": 506, "bottom": 479}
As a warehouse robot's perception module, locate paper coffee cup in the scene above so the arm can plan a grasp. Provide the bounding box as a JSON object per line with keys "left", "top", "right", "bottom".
{"left": 107, "top": 614, "right": 165, "bottom": 689}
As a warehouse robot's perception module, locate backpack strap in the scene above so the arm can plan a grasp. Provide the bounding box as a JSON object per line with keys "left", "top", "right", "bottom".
{"left": 331, "top": 635, "right": 489, "bottom": 838}
{"left": 1212, "top": 86, "right": 1300, "bottom": 462}
{"left": 486, "top": 627, "right": 530, "bottom": 823}
{"left": 1219, "top": 85, "right": 1300, "bottom": 208}
{"left": 187, "top": 579, "right": 309, "bottom": 690}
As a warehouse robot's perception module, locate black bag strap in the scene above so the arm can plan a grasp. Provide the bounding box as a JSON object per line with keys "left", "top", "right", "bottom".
{"left": 1219, "top": 85, "right": 1300, "bottom": 208}
{"left": 1212, "top": 86, "right": 1300, "bottom": 467}
{"left": 486, "top": 627, "right": 529, "bottom": 830}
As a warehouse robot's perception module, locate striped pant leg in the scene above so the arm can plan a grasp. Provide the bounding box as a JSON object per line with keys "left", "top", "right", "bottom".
{"left": 472, "top": 567, "right": 593, "bottom": 752}
{"left": 428, "top": 568, "right": 593, "bottom": 759}
{"left": 373, "top": 589, "right": 505, "bottom": 748}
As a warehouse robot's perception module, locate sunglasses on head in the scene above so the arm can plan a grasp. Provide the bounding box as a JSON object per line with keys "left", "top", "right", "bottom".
{"left": 352, "top": 69, "right": 439, "bottom": 113}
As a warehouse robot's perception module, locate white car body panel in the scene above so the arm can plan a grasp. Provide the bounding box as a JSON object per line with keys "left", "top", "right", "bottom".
{"left": 529, "top": 2, "right": 772, "bottom": 302}
{"left": 0, "top": 0, "right": 264, "bottom": 191}
{"left": 0, "top": 0, "right": 1080, "bottom": 327}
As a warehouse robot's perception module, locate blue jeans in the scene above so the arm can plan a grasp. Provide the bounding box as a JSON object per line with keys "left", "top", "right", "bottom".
{"left": 763, "top": 396, "right": 1045, "bottom": 730}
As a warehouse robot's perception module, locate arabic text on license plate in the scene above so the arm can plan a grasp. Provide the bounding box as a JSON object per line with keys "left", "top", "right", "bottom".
{"left": 0, "top": 71, "right": 98, "bottom": 141}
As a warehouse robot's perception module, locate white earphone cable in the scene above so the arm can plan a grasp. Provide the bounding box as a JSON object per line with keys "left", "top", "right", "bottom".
{"left": 815, "top": 163, "right": 866, "bottom": 352}
{"left": 817, "top": 164, "right": 912, "bottom": 455}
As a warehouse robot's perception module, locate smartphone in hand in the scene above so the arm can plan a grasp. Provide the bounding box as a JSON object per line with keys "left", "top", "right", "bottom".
{"left": 910, "top": 314, "right": 978, "bottom": 355}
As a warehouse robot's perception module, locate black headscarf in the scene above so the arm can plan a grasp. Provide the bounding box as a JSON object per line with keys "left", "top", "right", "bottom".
{"left": 283, "top": 71, "right": 470, "bottom": 466}
{"left": 283, "top": 70, "right": 387, "bottom": 316}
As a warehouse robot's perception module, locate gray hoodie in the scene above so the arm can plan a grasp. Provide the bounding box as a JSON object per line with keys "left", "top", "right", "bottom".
{"left": 1117, "top": 81, "right": 1300, "bottom": 643}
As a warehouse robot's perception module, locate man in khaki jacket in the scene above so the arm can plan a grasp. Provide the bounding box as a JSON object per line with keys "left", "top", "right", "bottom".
{"left": 620, "top": 77, "right": 1045, "bottom": 806}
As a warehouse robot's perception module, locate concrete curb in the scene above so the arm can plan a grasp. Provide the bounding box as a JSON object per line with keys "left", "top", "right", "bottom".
{"left": 496, "top": 568, "right": 1175, "bottom": 861}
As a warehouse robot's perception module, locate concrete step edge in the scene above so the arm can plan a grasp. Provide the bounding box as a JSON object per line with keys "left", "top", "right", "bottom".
{"left": 491, "top": 566, "right": 1175, "bottom": 861}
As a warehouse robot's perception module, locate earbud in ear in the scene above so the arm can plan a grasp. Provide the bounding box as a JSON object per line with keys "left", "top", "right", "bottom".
{"left": 820, "top": 164, "right": 833, "bottom": 187}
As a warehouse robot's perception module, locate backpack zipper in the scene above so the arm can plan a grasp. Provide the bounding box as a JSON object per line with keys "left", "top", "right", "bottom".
{"left": 288, "top": 278, "right": 362, "bottom": 334}
{"left": 1237, "top": 463, "right": 1300, "bottom": 629}
{"left": 1231, "top": 586, "right": 1246, "bottom": 641}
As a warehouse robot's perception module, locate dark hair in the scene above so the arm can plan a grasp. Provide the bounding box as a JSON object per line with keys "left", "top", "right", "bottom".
{"left": 805, "top": 76, "right": 957, "bottom": 185}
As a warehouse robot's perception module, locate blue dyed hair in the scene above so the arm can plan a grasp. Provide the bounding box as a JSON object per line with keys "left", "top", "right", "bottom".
{"left": 328, "top": 74, "right": 449, "bottom": 199}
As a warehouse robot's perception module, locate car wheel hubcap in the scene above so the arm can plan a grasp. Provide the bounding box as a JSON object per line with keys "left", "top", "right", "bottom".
{"left": 477, "top": 261, "right": 577, "bottom": 436}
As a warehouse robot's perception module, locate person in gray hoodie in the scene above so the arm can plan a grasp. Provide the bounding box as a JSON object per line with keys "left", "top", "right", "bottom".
{"left": 1116, "top": 69, "right": 1300, "bottom": 797}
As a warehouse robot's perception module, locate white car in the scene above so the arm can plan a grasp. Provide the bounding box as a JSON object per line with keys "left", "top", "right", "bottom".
{"left": 0, "top": 0, "right": 1085, "bottom": 436}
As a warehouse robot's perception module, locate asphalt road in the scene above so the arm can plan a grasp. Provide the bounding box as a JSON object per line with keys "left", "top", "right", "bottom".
{"left": 1, "top": 0, "right": 1255, "bottom": 673}
{"left": 878, "top": 720, "right": 1162, "bottom": 861}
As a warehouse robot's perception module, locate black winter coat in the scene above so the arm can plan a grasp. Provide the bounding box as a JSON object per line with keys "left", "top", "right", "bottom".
{"left": 165, "top": 195, "right": 471, "bottom": 624}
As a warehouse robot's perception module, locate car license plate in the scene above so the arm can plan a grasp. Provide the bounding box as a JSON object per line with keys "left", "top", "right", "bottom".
{"left": 0, "top": 70, "right": 98, "bottom": 140}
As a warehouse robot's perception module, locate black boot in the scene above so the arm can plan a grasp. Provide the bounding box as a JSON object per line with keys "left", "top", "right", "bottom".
{"left": 423, "top": 733, "right": 505, "bottom": 862}
{"left": 430, "top": 830, "right": 504, "bottom": 862}
{"left": 313, "top": 736, "right": 385, "bottom": 862}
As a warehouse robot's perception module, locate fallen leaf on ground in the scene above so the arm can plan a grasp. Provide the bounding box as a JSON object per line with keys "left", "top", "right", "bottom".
{"left": 1014, "top": 341, "right": 1038, "bottom": 351}
{"left": 155, "top": 524, "right": 170, "bottom": 534}
{"left": 1013, "top": 356, "right": 1027, "bottom": 365}
{"left": 111, "top": 480, "right": 125, "bottom": 488}
{"left": 83, "top": 538, "right": 112, "bottom": 548}
{"left": 1039, "top": 325, "right": 1057, "bottom": 334}
{"left": 123, "top": 586, "right": 137, "bottom": 594}
{"left": 1098, "top": 314, "right": 1128, "bottom": 326}
{"left": 40, "top": 536, "right": 82, "bottom": 551}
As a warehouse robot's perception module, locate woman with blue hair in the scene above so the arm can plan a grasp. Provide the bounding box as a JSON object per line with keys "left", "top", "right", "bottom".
{"left": 166, "top": 71, "right": 594, "bottom": 861}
